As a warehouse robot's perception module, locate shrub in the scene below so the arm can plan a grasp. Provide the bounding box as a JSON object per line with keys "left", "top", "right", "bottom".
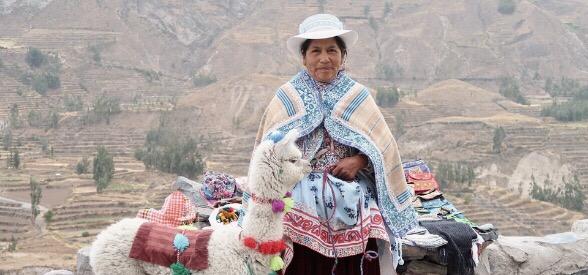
{"left": 192, "top": 73, "right": 217, "bottom": 87}
{"left": 32, "top": 71, "right": 61, "bottom": 95}
{"left": 75, "top": 157, "right": 90, "bottom": 174}
{"left": 135, "top": 126, "right": 205, "bottom": 178}
{"left": 499, "top": 77, "right": 528, "bottom": 105}
{"left": 83, "top": 95, "right": 121, "bottom": 125}
{"left": 25, "top": 48, "right": 46, "bottom": 68}
{"left": 63, "top": 95, "right": 84, "bottom": 111}
{"left": 498, "top": 0, "right": 516, "bottom": 15}
{"left": 43, "top": 210, "right": 54, "bottom": 223}
{"left": 376, "top": 86, "right": 400, "bottom": 107}
{"left": 81, "top": 231, "right": 90, "bottom": 237}
{"left": 27, "top": 110, "right": 42, "bottom": 127}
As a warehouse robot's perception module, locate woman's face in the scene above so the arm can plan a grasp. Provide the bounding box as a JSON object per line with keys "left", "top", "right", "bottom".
{"left": 303, "top": 38, "right": 343, "bottom": 83}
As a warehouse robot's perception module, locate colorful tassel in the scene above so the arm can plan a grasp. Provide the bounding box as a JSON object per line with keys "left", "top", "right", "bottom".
{"left": 283, "top": 197, "right": 294, "bottom": 213}
{"left": 170, "top": 262, "right": 191, "bottom": 275}
{"left": 173, "top": 233, "right": 190, "bottom": 252}
{"left": 269, "top": 255, "right": 284, "bottom": 271}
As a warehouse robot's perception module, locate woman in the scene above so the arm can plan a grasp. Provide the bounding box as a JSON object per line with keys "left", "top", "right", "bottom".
{"left": 253, "top": 14, "right": 417, "bottom": 275}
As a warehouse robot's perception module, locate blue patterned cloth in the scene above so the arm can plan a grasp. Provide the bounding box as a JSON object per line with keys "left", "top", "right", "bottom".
{"left": 291, "top": 171, "right": 377, "bottom": 230}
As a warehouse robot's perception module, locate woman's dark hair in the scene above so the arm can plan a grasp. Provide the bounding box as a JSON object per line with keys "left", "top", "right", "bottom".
{"left": 300, "top": 36, "right": 347, "bottom": 58}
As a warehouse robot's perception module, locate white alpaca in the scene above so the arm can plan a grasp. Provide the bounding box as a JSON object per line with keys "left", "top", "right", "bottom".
{"left": 90, "top": 130, "right": 310, "bottom": 275}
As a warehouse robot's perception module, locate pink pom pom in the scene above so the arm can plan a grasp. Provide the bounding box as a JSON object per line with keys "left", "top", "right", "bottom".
{"left": 285, "top": 191, "right": 292, "bottom": 197}
{"left": 272, "top": 200, "right": 285, "bottom": 213}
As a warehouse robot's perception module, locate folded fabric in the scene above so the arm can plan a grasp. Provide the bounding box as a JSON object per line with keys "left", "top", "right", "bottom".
{"left": 405, "top": 226, "right": 428, "bottom": 235}
{"left": 402, "top": 233, "right": 448, "bottom": 248}
{"left": 137, "top": 191, "right": 197, "bottom": 227}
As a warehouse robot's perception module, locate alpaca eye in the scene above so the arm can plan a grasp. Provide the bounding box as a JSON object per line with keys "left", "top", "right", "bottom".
{"left": 288, "top": 159, "right": 298, "bottom": 163}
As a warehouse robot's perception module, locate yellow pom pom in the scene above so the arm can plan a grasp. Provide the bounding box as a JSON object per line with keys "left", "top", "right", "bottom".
{"left": 283, "top": 197, "right": 295, "bottom": 213}
{"left": 269, "top": 255, "right": 284, "bottom": 271}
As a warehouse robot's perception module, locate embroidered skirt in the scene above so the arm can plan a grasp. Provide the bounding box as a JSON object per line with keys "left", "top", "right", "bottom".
{"left": 284, "top": 171, "right": 389, "bottom": 258}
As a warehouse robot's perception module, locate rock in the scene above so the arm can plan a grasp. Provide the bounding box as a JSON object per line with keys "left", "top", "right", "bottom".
{"left": 76, "top": 247, "right": 94, "bottom": 275}
{"left": 475, "top": 228, "right": 588, "bottom": 275}
{"left": 44, "top": 270, "right": 73, "bottom": 275}
{"left": 572, "top": 219, "right": 588, "bottom": 235}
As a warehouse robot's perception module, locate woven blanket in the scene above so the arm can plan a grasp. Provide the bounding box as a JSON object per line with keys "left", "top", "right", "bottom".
{"left": 420, "top": 220, "right": 478, "bottom": 275}
{"left": 129, "top": 222, "right": 213, "bottom": 270}
{"left": 254, "top": 70, "right": 417, "bottom": 237}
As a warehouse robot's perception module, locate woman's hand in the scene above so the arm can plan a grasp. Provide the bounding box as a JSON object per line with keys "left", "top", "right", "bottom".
{"left": 331, "top": 154, "right": 368, "bottom": 181}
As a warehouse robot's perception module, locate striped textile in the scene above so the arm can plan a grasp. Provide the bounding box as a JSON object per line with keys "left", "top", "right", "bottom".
{"left": 254, "top": 70, "right": 417, "bottom": 237}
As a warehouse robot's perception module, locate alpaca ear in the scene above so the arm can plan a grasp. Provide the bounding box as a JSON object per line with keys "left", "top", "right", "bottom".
{"left": 279, "top": 129, "right": 299, "bottom": 146}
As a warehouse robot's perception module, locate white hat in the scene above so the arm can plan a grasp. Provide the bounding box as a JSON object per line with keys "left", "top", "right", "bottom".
{"left": 287, "top": 14, "right": 358, "bottom": 56}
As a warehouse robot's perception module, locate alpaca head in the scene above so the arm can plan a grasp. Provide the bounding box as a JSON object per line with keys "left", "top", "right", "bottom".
{"left": 248, "top": 129, "right": 310, "bottom": 200}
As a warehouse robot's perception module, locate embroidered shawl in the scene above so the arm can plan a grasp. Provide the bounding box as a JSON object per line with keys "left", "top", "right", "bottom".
{"left": 254, "top": 70, "right": 417, "bottom": 237}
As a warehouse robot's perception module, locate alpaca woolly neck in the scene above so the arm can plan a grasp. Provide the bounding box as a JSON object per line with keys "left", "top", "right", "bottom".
{"left": 241, "top": 200, "right": 285, "bottom": 243}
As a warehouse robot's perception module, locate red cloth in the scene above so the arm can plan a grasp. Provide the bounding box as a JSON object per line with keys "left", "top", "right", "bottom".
{"left": 136, "top": 191, "right": 197, "bottom": 227}
{"left": 129, "top": 222, "right": 213, "bottom": 270}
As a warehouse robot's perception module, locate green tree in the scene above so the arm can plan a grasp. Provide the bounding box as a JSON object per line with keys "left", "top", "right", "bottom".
{"left": 93, "top": 146, "right": 114, "bottom": 192}
{"left": 7, "top": 149, "right": 21, "bottom": 169}
{"left": 32, "top": 71, "right": 61, "bottom": 95}
{"left": 9, "top": 104, "right": 20, "bottom": 128}
{"left": 92, "top": 95, "right": 121, "bottom": 124}
{"left": 49, "top": 110, "right": 59, "bottom": 128}
{"left": 8, "top": 235, "right": 17, "bottom": 252}
{"left": 492, "top": 126, "right": 506, "bottom": 153}
{"left": 2, "top": 127, "right": 12, "bottom": 150}
{"left": 25, "top": 48, "right": 46, "bottom": 68}
{"left": 27, "top": 110, "right": 42, "bottom": 127}
{"left": 383, "top": 2, "right": 392, "bottom": 17}
{"left": 376, "top": 86, "right": 400, "bottom": 107}
{"left": 29, "top": 177, "right": 42, "bottom": 224}
{"left": 135, "top": 126, "right": 205, "bottom": 178}
{"left": 499, "top": 77, "right": 528, "bottom": 105}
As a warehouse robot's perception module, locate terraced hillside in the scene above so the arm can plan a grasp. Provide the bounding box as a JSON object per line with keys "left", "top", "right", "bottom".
{"left": 446, "top": 184, "right": 585, "bottom": 236}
